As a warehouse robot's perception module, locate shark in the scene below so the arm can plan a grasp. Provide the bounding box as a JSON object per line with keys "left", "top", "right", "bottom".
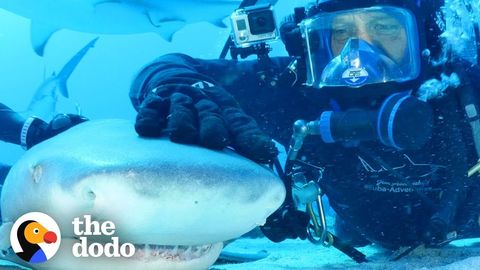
{"left": 0, "top": 119, "right": 286, "bottom": 270}
{"left": 26, "top": 37, "right": 98, "bottom": 121}
{"left": 0, "top": 0, "right": 276, "bottom": 55}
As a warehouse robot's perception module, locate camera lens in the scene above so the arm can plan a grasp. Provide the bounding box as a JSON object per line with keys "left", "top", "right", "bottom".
{"left": 248, "top": 10, "right": 275, "bottom": 35}
{"left": 256, "top": 16, "right": 267, "bottom": 27}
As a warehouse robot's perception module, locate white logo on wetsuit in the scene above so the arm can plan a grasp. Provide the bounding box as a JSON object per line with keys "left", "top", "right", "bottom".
{"left": 191, "top": 81, "right": 214, "bottom": 89}
{"left": 358, "top": 154, "right": 446, "bottom": 193}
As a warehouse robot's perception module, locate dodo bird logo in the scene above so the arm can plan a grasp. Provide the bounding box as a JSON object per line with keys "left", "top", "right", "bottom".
{"left": 10, "top": 212, "right": 61, "bottom": 263}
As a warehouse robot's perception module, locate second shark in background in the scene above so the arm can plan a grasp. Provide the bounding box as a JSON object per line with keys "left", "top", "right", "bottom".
{"left": 26, "top": 37, "right": 98, "bottom": 122}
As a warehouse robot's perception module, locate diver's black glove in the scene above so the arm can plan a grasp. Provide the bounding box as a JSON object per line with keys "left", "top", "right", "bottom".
{"left": 423, "top": 217, "right": 449, "bottom": 247}
{"left": 260, "top": 204, "right": 310, "bottom": 242}
{"left": 23, "top": 114, "right": 88, "bottom": 149}
{"left": 280, "top": 15, "right": 304, "bottom": 58}
{"left": 135, "top": 82, "right": 278, "bottom": 163}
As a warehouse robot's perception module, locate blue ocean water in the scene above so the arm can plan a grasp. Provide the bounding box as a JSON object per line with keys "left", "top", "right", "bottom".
{"left": 0, "top": 0, "right": 309, "bottom": 164}
{"left": 1, "top": 1, "right": 480, "bottom": 269}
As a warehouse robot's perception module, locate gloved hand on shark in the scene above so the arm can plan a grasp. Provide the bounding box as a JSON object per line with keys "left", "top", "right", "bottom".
{"left": 0, "top": 103, "right": 87, "bottom": 150}
{"left": 20, "top": 113, "right": 88, "bottom": 150}
{"left": 0, "top": 37, "right": 287, "bottom": 270}
{"left": 134, "top": 79, "right": 311, "bottom": 244}
{"left": 135, "top": 81, "right": 279, "bottom": 164}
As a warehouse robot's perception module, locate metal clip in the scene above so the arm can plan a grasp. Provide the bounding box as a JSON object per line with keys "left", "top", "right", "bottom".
{"left": 294, "top": 181, "right": 334, "bottom": 247}
{"left": 468, "top": 159, "right": 480, "bottom": 177}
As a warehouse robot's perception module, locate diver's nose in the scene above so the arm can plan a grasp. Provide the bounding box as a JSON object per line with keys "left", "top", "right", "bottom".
{"left": 354, "top": 18, "right": 374, "bottom": 44}
{"left": 356, "top": 30, "right": 373, "bottom": 44}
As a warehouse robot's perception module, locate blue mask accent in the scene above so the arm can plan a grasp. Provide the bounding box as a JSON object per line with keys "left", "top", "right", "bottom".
{"left": 320, "top": 38, "right": 403, "bottom": 87}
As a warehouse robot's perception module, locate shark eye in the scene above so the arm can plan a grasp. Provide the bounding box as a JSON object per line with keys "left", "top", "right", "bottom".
{"left": 33, "top": 228, "right": 40, "bottom": 234}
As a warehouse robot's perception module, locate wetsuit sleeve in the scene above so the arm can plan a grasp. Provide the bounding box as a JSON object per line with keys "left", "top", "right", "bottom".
{"left": 0, "top": 103, "right": 25, "bottom": 145}
{"left": 129, "top": 53, "right": 292, "bottom": 116}
{"left": 0, "top": 163, "right": 10, "bottom": 184}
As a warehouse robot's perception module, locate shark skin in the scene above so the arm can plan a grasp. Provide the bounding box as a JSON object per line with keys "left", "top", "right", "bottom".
{"left": 0, "top": 0, "right": 249, "bottom": 55}
{"left": 26, "top": 37, "right": 98, "bottom": 121}
{"left": 0, "top": 119, "right": 286, "bottom": 270}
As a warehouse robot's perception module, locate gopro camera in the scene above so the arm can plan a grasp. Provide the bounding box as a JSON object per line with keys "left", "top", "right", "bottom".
{"left": 230, "top": 4, "right": 278, "bottom": 47}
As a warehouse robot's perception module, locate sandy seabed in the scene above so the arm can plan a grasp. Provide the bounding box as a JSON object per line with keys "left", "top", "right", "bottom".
{"left": 1, "top": 237, "right": 479, "bottom": 269}
{"left": 213, "top": 237, "right": 480, "bottom": 270}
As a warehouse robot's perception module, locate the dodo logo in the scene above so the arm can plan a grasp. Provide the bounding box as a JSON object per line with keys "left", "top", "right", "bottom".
{"left": 10, "top": 212, "right": 61, "bottom": 263}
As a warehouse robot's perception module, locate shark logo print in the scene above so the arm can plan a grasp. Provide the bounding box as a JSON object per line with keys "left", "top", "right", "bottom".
{"left": 358, "top": 154, "right": 447, "bottom": 193}
{"left": 10, "top": 212, "right": 61, "bottom": 263}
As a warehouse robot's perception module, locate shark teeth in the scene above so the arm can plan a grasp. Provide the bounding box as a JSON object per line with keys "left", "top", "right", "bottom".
{"left": 131, "top": 244, "right": 213, "bottom": 261}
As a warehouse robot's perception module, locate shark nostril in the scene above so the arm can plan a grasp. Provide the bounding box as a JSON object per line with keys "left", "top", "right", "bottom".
{"left": 84, "top": 189, "right": 96, "bottom": 201}
{"left": 88, "top": 190, "right": 96, "bottom": 200}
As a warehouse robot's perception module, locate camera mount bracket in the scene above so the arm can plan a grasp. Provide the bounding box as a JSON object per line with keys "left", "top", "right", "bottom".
{"left": 229, "top": 42, "right": 271, "bottom": 60}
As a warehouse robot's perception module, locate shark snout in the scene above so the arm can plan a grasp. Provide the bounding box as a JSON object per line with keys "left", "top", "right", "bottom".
{"left": 68, "top": 171, "right": 284, "bottom": 245}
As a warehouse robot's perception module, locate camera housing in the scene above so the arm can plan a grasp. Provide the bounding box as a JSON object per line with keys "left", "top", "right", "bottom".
{"left": 230, "top": 4, "right": 278, "bottom": 47}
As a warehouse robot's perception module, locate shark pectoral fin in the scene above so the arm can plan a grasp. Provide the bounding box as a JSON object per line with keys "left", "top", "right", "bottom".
{"left": 0, "top": 222, "right": 13, "bottom": 251}
{"left": 31, "top": 22, "right": 59, "bottom": 56}
{"left": 58, "top": 78, "right": 69, "bottom": 99}
{"left": 56, "top": 36, "right": 99, "bottom": 99}
{"left": 147, "top": 13, "right": 186, "bottom": 42}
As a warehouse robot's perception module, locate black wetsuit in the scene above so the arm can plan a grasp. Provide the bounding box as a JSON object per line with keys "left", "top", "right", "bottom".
{"left": 0, "top": 103, "right": 87, "bottom": 185}
{"left": 130, "top": 53, "right": 478, "bottom": 249}
{"left": 0, "top": 164, "right": 9, "bottom": 184}
{"left": 0, "top": 103, "right": 18, "bottom": 221}
{"left": 0, "top": 103, "right": 24, "bottom": 146}
{"left": 0, "top": 103, "right": 22, "bottom": 184}
{"left": 0, "top": 163, "right": 7, "bottom": 220}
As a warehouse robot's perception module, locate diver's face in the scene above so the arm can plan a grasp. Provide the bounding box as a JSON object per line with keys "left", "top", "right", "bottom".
{"left": 331, "top": 11, "right": 407, "bottom": 63}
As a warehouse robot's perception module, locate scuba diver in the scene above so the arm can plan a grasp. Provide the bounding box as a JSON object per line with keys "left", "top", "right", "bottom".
{"left": 0, "top": 102, "right": 87, "bottom": 182}
{"left": 130, "top": 0, "right": 480, "bottom": 256}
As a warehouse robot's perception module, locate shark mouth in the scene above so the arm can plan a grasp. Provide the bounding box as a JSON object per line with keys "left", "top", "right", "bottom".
{"left": 130, "top": 243, "right": 219, "bottom": 262}
{"left": 0, "top": 241, "right": 224, "bottom": 270}
{"left": 66, "top": 236, "right": 223, "bottom": 264}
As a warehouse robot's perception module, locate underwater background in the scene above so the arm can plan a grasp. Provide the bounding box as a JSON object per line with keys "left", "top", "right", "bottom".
{"left": 0, "top": 0, "right": 309, "bottom": 165}
{"left": 2, "top": 0, "right": 480, "bottom": 269}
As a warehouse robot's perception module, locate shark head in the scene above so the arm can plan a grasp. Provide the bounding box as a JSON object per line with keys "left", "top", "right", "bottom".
{"left": 1, "top": 119, "right": 285, "bottom": 269}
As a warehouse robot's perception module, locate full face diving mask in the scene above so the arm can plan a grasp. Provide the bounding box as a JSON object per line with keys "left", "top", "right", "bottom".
{"left": 321, "top": 38, "right": 404, "bottom": 86}
{"left": 300, "top": 6, "right": 421, "bottom": 89}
